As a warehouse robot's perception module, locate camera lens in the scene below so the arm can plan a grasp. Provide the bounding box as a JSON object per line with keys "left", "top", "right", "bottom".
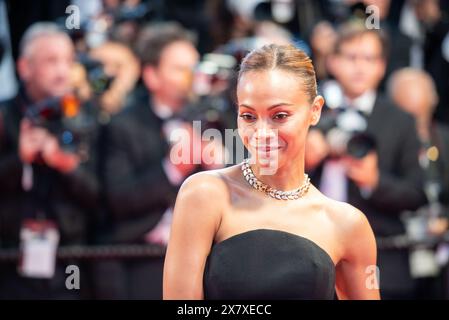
{"left": 346, "top": 133, "right": 376, "bottom": 159}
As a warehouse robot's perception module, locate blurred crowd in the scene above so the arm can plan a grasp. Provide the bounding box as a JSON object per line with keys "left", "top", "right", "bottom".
{"left": 0, "top": 0, "right": 449, "bottom": 299}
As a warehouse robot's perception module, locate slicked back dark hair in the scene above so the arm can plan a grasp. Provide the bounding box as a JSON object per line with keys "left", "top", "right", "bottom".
{"left": 135, "top": 22, "right": 197, "bottom": 66}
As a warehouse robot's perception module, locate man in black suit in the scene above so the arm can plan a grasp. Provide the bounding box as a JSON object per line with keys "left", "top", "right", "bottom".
{"left": 96, "top": 22, "right": 201, "bottom": 299}
{"left": 388, "top": 67, "right": 449, "bottom": 298}
{"left": 305, "top": 22, "right": 427, "bottom": 299}
{"left": 0, "top": 22, "right": 99, "bottom": 299}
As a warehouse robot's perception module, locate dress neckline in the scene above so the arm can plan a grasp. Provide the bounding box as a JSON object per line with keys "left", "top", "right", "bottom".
{"left": 212, "top": 228, "right": 336, "bottom": 267}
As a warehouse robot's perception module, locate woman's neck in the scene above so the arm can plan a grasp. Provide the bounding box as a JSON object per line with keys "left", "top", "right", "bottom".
{"left": 250, "top": 156, "right": 306, "bottom": 191}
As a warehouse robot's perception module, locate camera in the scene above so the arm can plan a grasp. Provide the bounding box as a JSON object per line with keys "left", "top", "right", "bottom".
{"left": 24, "top": 94, "right": 96, "bottom": 157}
{"left": 78, "top": 55, "right": 114, "bottom": 96}
{"left": 113, "top": 1, "right": 155, "bottom": 25}
{"left": 193, "top": 53, "right": 237, "bottom": 97}
{"left": 318, "top": 81, "right": 377, "bottom": 159}
{"left": 319, "top": 108, "right": 376, "bottom": 159}
{"left": 185, "top": 53, "right": 239, "bottom": 133}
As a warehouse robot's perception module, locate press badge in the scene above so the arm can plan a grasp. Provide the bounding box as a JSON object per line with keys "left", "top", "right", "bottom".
{"left": 409, "top": 248, "right": 439, "bottom": 278}
{"left": 18, "top": 219, "right": 59, "bottom": 279}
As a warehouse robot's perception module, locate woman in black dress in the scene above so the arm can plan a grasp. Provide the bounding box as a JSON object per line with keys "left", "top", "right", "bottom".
{"left": 163, "top": 44, "right": 380, "bottom": 300}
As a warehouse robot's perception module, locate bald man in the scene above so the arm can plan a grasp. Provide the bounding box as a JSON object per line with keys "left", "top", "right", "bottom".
{"left": 389, "top": 68, "right": 439, "bottom": 142}
{"left": 388, "top": 68, "right": 449, "bottom": 299}
{"left": 389, "top": 68, "right": 449, "bottom": 208}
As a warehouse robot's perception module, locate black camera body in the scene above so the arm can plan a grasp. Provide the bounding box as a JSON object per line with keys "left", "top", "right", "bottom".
{"left": 22, "top": 55, "right": 106, "bottom": 157}
{"left": 113, "top": 1, "right": 154, "bottom": 24}
{"left": 78, "top": 55, "right": 114, "bottom": 96}
{"left": 25, "top": 94, "right": 96, "bottom": 157}
{"left": 318, "top": 107, "right": 377, "bottom": 159}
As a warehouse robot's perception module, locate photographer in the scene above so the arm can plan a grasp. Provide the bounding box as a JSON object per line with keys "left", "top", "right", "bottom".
{"left": 96, "top": 22, "right": 224, "bottom": 299}
{"left": 388, "top": 67, "right": 449, "bottom": 298}
{"left": 305, "top": 22, "right": 427, "bottom": 299}
{"left": 88, "top": 41, "right": 140, "bottom": 116}
{"left": 0, "top": 22, "right": 99, "bottom": 299}
{"left": 389, "top": 68, "right": 449, "bottom": 210}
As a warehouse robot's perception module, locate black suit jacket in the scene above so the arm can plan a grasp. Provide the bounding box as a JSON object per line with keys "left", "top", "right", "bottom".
{"left": 351, "top": 95, "right": 426, "bottom": 236}
{"left": 311, "top": 94, "right": 427, "bottom": 295}
{"left": 0, "top": 90, "right": 100, "bottom": 299}
{"left": 101, "top": 88, "right": 179, "bottom": 244}
{"left": 429, "top": 123, "right": 449, "bottom": 208}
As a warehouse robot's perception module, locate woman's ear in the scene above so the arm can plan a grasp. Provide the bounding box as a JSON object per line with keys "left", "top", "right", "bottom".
{"left": 310, "top": 95, "right": 324, "bottom": 126}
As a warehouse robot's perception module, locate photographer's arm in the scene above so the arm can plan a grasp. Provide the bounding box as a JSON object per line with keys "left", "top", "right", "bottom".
{"left": 59, "top": 162, "right": 99, "bottom": 209}
{"left": 35, "top": 131, "right": 99, "bottom": 208}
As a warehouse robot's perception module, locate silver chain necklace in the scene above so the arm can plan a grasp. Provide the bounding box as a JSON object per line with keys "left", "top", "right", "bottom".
{"left": 241, "top": 158, "right": 310, "bottom": 200}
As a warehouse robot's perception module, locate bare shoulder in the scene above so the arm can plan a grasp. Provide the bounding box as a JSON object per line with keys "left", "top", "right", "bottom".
{"left": 320, "top": 195, "right": 372, "bottom": 238}
{"left": 181, "top": 164, "right": 242, "bottom": 194}
{"left": 178, "top": 169, "right": 230, "bottom": 203}
{"left": 318, "top": 195, "right": 376, "bottom": 262}
{"left": 180, "top": 169, "right": 229, "bottom": 194}
{"left": 175, "top": 169, "right": 231, "bottom": 220}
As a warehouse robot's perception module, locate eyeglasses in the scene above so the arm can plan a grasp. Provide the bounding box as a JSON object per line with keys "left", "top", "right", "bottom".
{"left": 338, "top": 52, "right": 383, "bottom": 64}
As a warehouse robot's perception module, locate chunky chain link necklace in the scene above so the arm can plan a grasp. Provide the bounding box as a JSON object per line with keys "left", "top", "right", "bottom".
{"left": 241, "top": 158, "right": 310, "bottom": 200}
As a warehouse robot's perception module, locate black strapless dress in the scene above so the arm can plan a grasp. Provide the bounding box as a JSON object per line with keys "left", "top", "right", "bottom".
{"left": 203, "top": 229, "right": 336, "bottom": 300}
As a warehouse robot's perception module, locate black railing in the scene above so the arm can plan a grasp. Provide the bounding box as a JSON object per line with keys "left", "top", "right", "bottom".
{"left": 1, "top": 231, "right": 449, "bottom": 262}
{"left": 0, "top": 243, "right": 166, "bottom": 262}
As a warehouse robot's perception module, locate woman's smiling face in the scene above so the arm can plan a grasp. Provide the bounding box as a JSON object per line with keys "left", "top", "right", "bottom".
{"left": 237, "top": 69, "right": 324, "bottom": 171}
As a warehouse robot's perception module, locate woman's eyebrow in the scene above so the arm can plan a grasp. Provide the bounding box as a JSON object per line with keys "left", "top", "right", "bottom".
{"left": 239, "top": 103, "right": 294, "bottom": 110}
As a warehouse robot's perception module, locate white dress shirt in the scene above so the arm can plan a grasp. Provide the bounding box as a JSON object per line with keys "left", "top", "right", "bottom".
{"left": 319, "top": 90, "right": 377, "bottom": 201}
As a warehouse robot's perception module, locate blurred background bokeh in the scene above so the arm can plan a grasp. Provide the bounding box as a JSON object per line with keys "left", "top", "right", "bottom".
{"left": 0, "top": 0, "right": 449, "bottom": 299}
